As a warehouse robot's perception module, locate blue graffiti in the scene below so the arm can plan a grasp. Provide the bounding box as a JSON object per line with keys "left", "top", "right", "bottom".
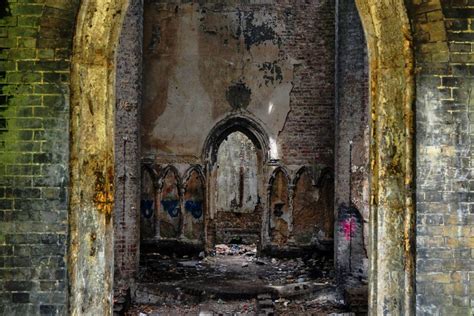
{"left": 140, "top": 199, "right": 154, "bottom": 219}
{"left": 161, "top": 200, "right": 180, "bottom": 217}
{"left": 185, "top": 200, "right": 203, "bottom": 219}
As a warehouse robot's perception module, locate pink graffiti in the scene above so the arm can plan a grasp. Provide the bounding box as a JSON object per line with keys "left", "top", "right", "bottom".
{"left": 342, "top": 217, "right": 356, "bottom": 241}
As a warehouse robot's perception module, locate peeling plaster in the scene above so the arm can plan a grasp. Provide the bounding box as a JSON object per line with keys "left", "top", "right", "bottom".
{"left": 142, "top": 2, "right": 293, "bottom": 160}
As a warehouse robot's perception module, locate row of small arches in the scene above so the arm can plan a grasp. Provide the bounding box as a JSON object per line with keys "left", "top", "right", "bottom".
{"left": 141, "top": 165, "right": 206, "bottom": 240}
{"left": 268, "top": 165, "right": 333, "bottom": 189}
{"left": 142, "top": 164, "right": 333, "bottom": 193}
{"left": 141, "top": 164, "right": 206, "bottom": 193}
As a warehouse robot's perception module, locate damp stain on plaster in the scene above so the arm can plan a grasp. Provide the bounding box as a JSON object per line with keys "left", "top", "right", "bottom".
{"left": 258, "top": 61, "right": 283, "bottom": 86}
{"left": 142, "top": 3, "right": 293, "bottom": 158}
{"left": 239, "top": 11, "right": 278, "bottom": 50}
{"left": 226, "top": 81, "right": 252, "bottom": 109}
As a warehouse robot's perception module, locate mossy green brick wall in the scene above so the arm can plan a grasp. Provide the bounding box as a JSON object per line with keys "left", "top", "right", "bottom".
{"left": 0, "top": 1, "right": 79, "bottom": 314}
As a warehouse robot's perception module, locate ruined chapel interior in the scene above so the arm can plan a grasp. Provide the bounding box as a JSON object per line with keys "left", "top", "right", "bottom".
{"left": 124, "top": 1, "right": 370, "bottom": 314}
{"left": 0, "top": 0, "right": 473, "bottom": 315}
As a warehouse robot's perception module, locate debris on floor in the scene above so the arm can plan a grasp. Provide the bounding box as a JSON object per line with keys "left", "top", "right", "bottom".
{"left": 125, "top": 244, "right": 360, "bottom": 315}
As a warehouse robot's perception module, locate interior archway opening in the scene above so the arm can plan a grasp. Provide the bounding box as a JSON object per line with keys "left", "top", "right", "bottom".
{"left": 108, "top": 0, "right": 410, "bottom": 314}
{"left": 214, "top": 131, "right": 262, "bottom": 246}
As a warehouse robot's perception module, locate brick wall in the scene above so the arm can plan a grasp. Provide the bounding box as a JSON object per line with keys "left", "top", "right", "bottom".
{"left": 114, "top": 0, "right": 142, "bottom": 296}
{"left": 335, "top": 0, "right": 370, "bottom": 280}
{"left": 0, "top": 1, "right": 79, "bottom": 314}
{"left": 411, "top": 0, "right": 474, "bottom": 314}
{"left": 278, "top": 0, "right": 335, "bottom": 166}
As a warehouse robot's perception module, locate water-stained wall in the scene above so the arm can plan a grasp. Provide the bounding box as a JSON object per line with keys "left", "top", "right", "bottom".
{"left": 141, "top": 0, "right": 337, "bottom": 251}
{"left": 142, "top": 0, "right": 335, "bottom": 166}
{"left": 293, "top": 168, "right": 334, "bottom": 244}
{"left": 269, "top": 169, "right": 290, "bottom": 246}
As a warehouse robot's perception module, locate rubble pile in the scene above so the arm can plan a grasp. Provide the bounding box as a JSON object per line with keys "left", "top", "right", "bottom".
{"left": 128, "top": 244, "right": 349, "bottom": 315}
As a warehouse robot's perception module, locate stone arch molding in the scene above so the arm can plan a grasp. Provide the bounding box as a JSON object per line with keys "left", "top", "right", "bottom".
{"left": 354, "top": 0, "right": 415, "bottom": 314}
{"left": 202, "top": 113, "right": 271, "bottom": 165}
{"left": 69, "top": 0, "right": 415, "bottom": 315}
{"left": 69, "top": 0, "right": 131, "bottom": 315}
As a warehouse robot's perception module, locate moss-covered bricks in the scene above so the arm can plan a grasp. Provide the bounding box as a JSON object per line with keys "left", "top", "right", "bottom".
{"left": 0, "top": 1, "right": 79, "bottom": 314}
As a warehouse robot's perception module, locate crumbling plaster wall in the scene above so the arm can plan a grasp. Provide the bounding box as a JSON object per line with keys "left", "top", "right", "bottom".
{"left": 142, "top": 0, "right": 335, "bottom": 167}
{"left": 140, "top": 0, "right": 337, "bottom": 253}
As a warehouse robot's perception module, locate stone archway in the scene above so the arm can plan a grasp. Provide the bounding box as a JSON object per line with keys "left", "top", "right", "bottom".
{"left": 68, "top": 0, "right": 415, "bottom": 315}
{"left": 202, "top": 114, "right": 270, "bottom": 249}
{"left": 354, "top": 0, "right": 415, "bottom": 314}
{"left": 68, "top": 1, "right": 130, "bottom": 315}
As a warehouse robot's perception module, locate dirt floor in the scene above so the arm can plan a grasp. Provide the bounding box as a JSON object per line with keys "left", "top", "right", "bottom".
{"left": 125, "top": 244, "right": 357, "bottom": 315}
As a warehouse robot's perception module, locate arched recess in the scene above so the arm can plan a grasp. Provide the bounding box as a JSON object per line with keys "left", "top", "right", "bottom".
{"left": 157, "top": 166, "right": 183, "bottom": 239}
{"left": 268, "top": 167, "right": 290, "bottom": 246}
{"left": 354, "top": 0, "right": 415, "bottom": 314}
{"left": 140, "top": 165, "right": 157, "bottom": 240}
{"left": 68, "top": 0, "right": 130, "bottom": 315}
{"left": 292, "top": 166, "right": 334, "bottom": 245}
{"left": 182, "top": 166, "right": 206, "bottom": 241}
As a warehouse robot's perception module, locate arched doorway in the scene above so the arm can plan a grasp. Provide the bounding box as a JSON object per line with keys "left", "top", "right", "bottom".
{"left": 68, "top": 0, "right": 415, "bottom": 314}
{"left": 203, "top": 115, "right": 269, "bottom": 249}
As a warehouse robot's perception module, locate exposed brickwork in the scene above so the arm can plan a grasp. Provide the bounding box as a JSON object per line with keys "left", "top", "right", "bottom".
{"left": 0, "top": 1, "right": 79, "bottom": 314}
{"left": 411, "top": 0, "right": 474, "bottom": 314}
{"left": 114, "top": 0, "right": 142, "bottom": 297}
{"left": 278, "top": 0, "right": 335, "bottom": 166}
{"left": 335, "top": 0, "right": 369, "bottom": 280}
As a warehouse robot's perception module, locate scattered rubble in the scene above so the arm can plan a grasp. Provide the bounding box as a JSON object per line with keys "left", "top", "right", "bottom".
{"left": 127, "top": 244, "right": 355, "bottom": 315}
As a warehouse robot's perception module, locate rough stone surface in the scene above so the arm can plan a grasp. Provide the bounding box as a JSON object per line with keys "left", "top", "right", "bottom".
{"left": 355, "top": 0, "right": 416, "bottom": 314}
{"left": 68, "top": 0, "right": 129, "bottom": 315}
